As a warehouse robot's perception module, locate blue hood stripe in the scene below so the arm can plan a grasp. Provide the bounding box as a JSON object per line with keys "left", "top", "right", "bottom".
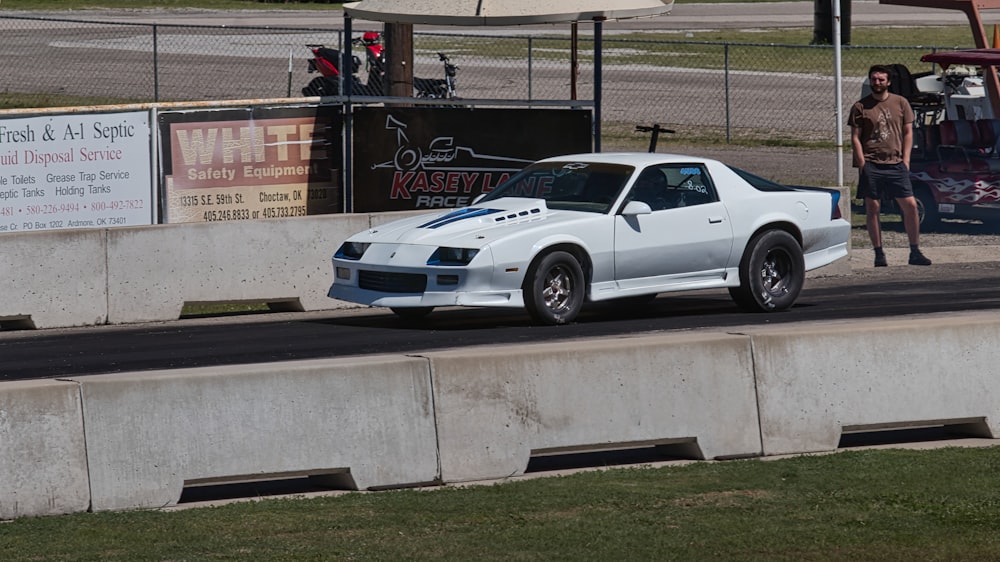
{"left": 419, "top": 207, "right": 502, "bottom": 229}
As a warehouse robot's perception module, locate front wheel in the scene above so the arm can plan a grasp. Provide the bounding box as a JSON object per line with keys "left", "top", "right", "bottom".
{"left": 523, "top": 251, "right": 585, "bottom": 325}
{"left": 728, "top": 230, "right": 804, "bottom": 312}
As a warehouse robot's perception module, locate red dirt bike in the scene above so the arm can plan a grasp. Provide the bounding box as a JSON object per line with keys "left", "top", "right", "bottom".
{"left": 302, "top": 31, "right": 384, "bottom": 97}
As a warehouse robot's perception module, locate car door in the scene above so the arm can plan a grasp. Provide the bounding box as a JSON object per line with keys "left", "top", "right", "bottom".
{"left": 613, "top": 163, "right": 734, "bottom": 288}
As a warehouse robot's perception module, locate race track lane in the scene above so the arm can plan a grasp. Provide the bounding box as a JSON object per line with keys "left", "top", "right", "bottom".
{"left": 2, "top": 260, "right": 999, "bottom": 381}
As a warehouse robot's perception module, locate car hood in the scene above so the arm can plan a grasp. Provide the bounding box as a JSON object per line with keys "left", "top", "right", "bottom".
{"left": 357, "top": 199, "right": 596, "bottom": 248}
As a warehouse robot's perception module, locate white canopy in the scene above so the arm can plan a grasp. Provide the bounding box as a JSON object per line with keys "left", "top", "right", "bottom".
{"left": 343, "top": 0, "right": 674, "bottom": 26}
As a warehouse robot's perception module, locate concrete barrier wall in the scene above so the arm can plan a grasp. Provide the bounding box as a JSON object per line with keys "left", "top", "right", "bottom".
{"left": 751, "top": 315, "right": 1000, "bottom": 455}
{"left": 105, "top": 215, "right": 371, "bottom": 324}
{"left": 0, "top": 379, "right": 90, "bottom": 520}
{"left": 3, "top": 312, "right": 998, "bottom": 519}
{"left": 1, "top": 229, "right": 108, "bottom": 328}
{"left": 2, "top": 213, "right": 415, "bottom": 329}
{"left": 427, "top": 333, "right": 761, "bottom": 483}
{"left": 76, "top": 355, "right": 439, "bottom": 511}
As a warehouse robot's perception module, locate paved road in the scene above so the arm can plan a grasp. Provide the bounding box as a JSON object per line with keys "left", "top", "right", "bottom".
{"left": 1, "top": 1, "right": 983, "bottom": 30}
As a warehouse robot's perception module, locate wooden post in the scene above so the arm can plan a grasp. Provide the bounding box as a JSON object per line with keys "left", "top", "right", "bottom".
{"left": 383, "top": 23, "right": 414, "bottom": 103}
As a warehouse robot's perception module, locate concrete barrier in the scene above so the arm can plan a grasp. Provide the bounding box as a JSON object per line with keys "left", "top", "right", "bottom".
{"left": 0, "top": 379, "right": 90, "bottom": 519}
{"left": 5, "top": 312, "right": 1000, "bottom": 520}
{"left": 106, "top": 215, "right": 371, "bottom": 324}
{"left": 1, "top": 212, "right": 411, "bottom": 329}
{"left": 751, "top": 313, "right": 1000, "bottom": 455}
{"left": 76, "top": 355, "right": 438, "bottom": 511}
{"left": 1, "top": 229, "right": 108, "bottom": 329}
{"left": 427, "top": 332, "right": 762, "bottom": 483}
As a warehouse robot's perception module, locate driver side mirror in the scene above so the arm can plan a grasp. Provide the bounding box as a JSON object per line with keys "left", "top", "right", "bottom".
{"left": 621, "top": 200, "right": 652, "bottom": 216}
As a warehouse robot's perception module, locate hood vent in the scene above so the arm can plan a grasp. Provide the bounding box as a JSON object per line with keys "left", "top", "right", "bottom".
{"left": 419, "top": 203, "right": 546, "bottom": 229}
{"left": 492, "top": 205, "right": 544, "bottom": 224}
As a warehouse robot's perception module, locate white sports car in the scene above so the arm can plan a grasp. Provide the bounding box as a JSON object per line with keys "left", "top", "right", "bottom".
{"left": 328, "top": 152, "right": 850, "bottom": 325}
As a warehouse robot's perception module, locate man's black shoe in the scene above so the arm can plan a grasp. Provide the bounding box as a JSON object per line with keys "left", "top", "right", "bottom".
{"left": 908, "top": 251, "right": 932, "bottom": 266}
{"left": 874, "top": 254, "right": 888, "bottom": 267}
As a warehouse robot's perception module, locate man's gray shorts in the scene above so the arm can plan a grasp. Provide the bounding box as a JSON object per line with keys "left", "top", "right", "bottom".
{"left": 857, "top": 161, "right": 913, "bottom": 200}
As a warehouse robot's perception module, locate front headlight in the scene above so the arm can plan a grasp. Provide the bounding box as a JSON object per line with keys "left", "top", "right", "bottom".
{"left": 335, "top": 241, "right": 370, "bottom": 260}
{"left": 427, "top": 246, "right": 479, "bottom": 266}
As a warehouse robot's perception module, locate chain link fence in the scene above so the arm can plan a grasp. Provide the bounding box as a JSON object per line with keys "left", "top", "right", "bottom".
{"left": 1, "top": 14, "right": 949, "bottom": 144}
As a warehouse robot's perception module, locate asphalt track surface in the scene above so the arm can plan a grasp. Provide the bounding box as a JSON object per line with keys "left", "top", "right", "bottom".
{"left": 3, "top": 257, "right": 1000, "bottom": 381}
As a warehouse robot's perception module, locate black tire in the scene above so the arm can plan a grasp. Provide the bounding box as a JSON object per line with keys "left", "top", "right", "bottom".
{"left": 302, "top": 76, "right": 338, "bottom": 97}
{"left": 728, "top": 230, "right": 804, "bottom": 312}
{"left": 914, "top": 186, "right": 940, "bottom": 231}
{"left": 523, "top": 251, "right": 585, "bottom": 325}
{"left": 390, "top": 307, "right": 433, "bottom": 321}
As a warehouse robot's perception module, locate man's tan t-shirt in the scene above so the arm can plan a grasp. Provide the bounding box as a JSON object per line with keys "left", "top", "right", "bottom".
{"left": 848, "top": 93, "right": 914, "bottom": 165}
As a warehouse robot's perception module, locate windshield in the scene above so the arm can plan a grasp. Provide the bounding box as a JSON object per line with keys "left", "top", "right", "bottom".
{"left": 477, "top": 161, "right": 634, "bottom": 213}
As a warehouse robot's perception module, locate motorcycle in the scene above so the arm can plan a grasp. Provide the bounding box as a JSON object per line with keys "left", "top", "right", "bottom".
{"left": 353, "top": 31, "right": 387, "bottom": 94}
{"left": 302, "top": 35, "right": 383, "bottom": 97}
{"left": 303, "top": 33, "right": 458, "bottom": 99}
{"left": 414, "top": 52, "right": 459, "bottom": 100}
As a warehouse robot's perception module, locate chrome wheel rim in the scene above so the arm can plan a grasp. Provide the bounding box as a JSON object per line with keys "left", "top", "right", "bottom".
{"left": 760, "top": 249, "right": 792, "bottom": 296}
{"left": 542, "top": 265, "right": 574, "bottom": 312}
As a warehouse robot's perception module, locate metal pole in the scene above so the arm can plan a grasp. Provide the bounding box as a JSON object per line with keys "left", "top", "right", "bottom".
{"left": 287, "top": 48, "right": 293, "bottom": 98}
{"left": 834, "top": 0, "right": 845, "bottom": 187}
{"left": 724, "top": 43, "right": 731, "bottom": 143}
{"left": 344, "top": 15, "right": 354, "bottom": 213}
{"left": 570, "top": 23, "right": 577, "bottom": 100}
{"left": 153, "top": 24, "right": 159, "bottom": 103}
{"left": 593, "top": 17, "right": 604, "bottom": 153}
{"left": 528, "top": 37, "right": 534, "bottom": 100}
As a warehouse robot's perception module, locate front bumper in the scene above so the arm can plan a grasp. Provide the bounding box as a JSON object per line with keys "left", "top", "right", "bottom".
{"left": 327, "top": 245, "right": 525, "bottom": 309}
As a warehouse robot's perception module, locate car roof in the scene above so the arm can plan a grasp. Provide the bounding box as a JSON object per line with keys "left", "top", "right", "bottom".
{"left": 536, "top": 152, "right": 720, "bottom": 168}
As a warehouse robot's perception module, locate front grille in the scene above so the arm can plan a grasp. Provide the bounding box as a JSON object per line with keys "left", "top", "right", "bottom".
{"left": 359, "top": 270, "right": 427, "bottom": 293}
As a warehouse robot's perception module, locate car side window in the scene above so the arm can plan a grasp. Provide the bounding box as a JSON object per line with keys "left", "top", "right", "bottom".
{"left": 629, "top": 167, "right": 672, "bottom": 211}
{"left": 629, "top": 164, "right": 718, "bottom": 212}
{"left": 661, "top": 164, "right": 718, "bottom": 207}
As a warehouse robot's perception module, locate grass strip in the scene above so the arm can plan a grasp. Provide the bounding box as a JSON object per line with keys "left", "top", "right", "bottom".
{"left": 3, "top": 446, "right": 1000, "bottom": 561}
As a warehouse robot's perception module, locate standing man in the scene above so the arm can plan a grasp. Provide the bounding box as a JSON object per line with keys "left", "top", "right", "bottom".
{"left": 849, "top": 64, "right": 932, "bottom": 267}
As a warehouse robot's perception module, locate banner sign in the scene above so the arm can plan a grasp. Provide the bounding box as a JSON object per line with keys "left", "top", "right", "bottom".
{"left": 351, "top": 108, "right": 592, "bottom": 212}
{"left": 159, "top": 105, "right": 343, "bottom": 223}
{"left": 0, "top": 111, "right": 153, "bottom": 233}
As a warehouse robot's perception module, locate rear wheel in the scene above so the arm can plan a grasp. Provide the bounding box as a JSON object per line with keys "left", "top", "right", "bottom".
{"left": 302, "top": 76, "right": 339, "bottom": 96}
{"left": 728, "top": 230, "right": 804, "bottom": 312}
{"left": 914, "top": 186, "right": 940, "bottom": 231}
{"left": 523, "top": 251, "right": 585, "bottom": 325}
